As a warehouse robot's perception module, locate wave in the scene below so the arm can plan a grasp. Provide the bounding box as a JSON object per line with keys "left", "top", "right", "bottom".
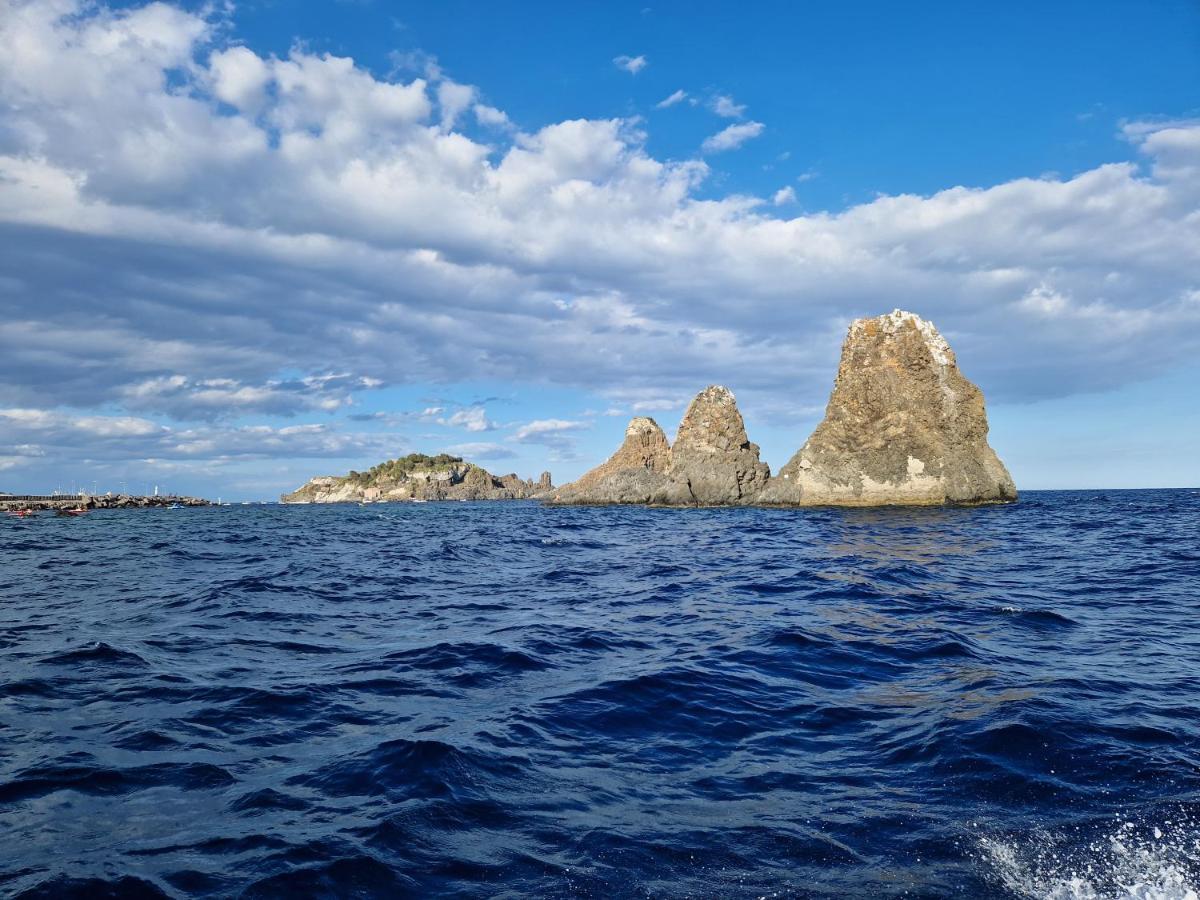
{"left": 980, "top": 812, "right": 1200, "bottom": 899}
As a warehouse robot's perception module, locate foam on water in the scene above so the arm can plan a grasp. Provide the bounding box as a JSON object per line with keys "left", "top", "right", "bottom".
{"left": 980, "top": 815, "right": 1200, "bottom": 900}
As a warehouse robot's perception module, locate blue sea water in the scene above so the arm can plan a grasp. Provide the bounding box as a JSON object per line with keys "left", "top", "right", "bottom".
{"left": 1, "top": 490, "right": 1198, "bottom": 898}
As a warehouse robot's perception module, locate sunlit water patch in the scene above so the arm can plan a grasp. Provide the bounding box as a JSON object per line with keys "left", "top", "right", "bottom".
{"left": 0, "top": 490, "right": 1197, "bottom": 897}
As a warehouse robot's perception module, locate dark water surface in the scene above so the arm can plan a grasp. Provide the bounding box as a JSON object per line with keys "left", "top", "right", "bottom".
{"left": 1, "top": 491, "right": 1198, "bottom": 898}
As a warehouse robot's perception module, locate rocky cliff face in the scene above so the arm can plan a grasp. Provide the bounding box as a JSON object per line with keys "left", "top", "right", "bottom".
{"left": 282, "top": 454, "right": 551, "bottom": 503}
{"left": 548, "top": 416, "right": 673, "bottom": 505}
{"left": 758, "top": 310, "right": 1016, "bottom": 506}
{"left": 549, "top": 387, "right": 770, "bottom": 506}
{"left": 655, "top": 386, "right": 771, "bottom": 504}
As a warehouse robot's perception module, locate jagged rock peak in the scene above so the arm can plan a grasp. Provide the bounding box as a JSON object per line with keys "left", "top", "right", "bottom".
{"left": 665, "top": 385, "right": 770, "bottom": 504}
{"left": 617, "top": 417, "right": 673, "bottom": 471}
{"left": 546, "top": 416, "right": 672, "bottom": 505}
{"left": 673, "top": 385, "right": 751, "bottom": 455}
{"left": 759, "top": 310, "right": 1016, "bottom": 506}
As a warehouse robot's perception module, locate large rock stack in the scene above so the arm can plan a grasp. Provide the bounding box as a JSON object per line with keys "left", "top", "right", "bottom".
{"left": 758, "top": 310, "right": 1016, "bottom": 505}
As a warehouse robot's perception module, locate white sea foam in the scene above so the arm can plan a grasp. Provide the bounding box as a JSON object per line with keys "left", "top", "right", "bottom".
{"left": 978, "top": 818, "right": 1200, "bottom": 900}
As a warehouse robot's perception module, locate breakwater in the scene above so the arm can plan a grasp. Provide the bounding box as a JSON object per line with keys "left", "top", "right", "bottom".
{"left": 0, "top": 493, "right": 210, "bottom": 511}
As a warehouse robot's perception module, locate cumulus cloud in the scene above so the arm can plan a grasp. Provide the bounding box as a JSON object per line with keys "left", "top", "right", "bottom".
{"left": 772, "top": 186, "right": 796, "bottom": 206}
{"left": 439, "top": 406, "right": 496, "bottom": 432}
{"left": 473, "top": 103, "right": 512, "bottom": 129}
{"left": 510, "top": 418, "right": 587, "bottom": 460}
{"left": 436, "top": 79, "right": 475, "bottom": 130}
{"left": 656, "top": 89, "right": 687, "bottom": 109}
{"left": 0, "top": 0, "right": 1198, "bottom": 489}
{"left": 613, "top": 54, "right": 647, "bottom": 74}
{"left": 701, "top": 120, "right": 765, "bottom": 153}
{"left": 710, "top": 94, "right": 746, "bottom": 118}
{"left": 511, "top": 419, "right": 584, "bottom": 442}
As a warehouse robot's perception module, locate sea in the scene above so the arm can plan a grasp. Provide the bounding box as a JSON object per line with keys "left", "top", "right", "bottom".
{"left": 1, "top": 490, "right": 1197, "bottom": 899}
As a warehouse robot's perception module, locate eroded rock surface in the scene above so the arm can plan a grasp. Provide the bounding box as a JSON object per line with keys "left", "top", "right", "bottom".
{"left": 656, "top": 386, "right": 771, "bottom": 505}
{"left": 548, "top": 417, "right": 673, "bottom": 505}
{"left": 549, "top": 389, "right": 770, "bottom": 505}
{"left": 758, "top": 310, "right": 1016, "bottom": 506}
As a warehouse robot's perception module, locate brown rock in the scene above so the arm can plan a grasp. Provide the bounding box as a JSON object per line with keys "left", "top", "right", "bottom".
{"left": 549, "top": 388, "right": 770, "bottom": 506}
{"left": 758, "top": 310, "right": 1017, "bottom": 506}
{"left": 654, "top": 385, "right": 770, "bottom": 505}
{"left": 548, "top": 417, "right": 672, "bottom": 504}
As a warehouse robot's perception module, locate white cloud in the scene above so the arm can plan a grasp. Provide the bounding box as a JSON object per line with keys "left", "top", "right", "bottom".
{"left": 118, "top": 373, "right": 379, "bottom": 419}
{"left": 656, "top": 89, "right": 687, "bottom": 109}
{"left": 209, "top": 46, "right": 271, "bottom": 114}
{"left": 772, "top": 186, "right": 796, "bottom": 206}
{"left": 711, "top": 94, "right": 745, "bottom": 118}
{"left": 613, "top": 54, "right": 647, "bottom": 74}
{"left": 444, "top": 441, "right": 517, "bottom": 461}
{"left": 0, "top": 408, "right": 401, "bottom": 467}
{"left": 511, "top": 419, "right": 585, "bottom": 443}
{"left": 436, "top": 79, "right": 475, "bottom": 130}
{"left": 701, "top": 121, "right": 765, "bottom": 153}
{"left": 631, "top": 398, "right": 682, "bottom": 412}
{"left": 474, "top": 103, "right": 512, "bottom": 129}
{"left": 510, "top": 418, "right": 587, "bottom": 460}
{"left": 439, "top": 406, "right": 495, "bottom": 432}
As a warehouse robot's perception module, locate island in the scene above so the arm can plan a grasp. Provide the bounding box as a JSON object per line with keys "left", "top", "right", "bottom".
{"left": 281, "top": 453, "right": 553, "bottom": 503}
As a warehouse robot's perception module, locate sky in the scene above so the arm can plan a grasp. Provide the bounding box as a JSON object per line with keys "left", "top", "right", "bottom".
{"left": 0, "top": 0, "right": 1198, "bottom": 500}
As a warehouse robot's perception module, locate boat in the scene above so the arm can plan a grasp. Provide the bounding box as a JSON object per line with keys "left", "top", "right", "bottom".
{"left": 167, "top": 502, "right": 184, "bottom": 509}
{"left": 56, "top": 507, "right": 88, "bottom": 517}
{"left": 6, "top": 508, "right": 36, "bottom": 518}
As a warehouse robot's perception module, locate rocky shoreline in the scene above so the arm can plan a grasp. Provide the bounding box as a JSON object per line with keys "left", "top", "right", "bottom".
{"left": 549, "top": 310, "right": 1017, "bottom": 508}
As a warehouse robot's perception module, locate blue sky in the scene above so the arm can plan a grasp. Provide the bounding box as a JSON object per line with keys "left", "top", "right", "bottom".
{"left": 1, "top": 0, "right": 1198, "bottom": 498}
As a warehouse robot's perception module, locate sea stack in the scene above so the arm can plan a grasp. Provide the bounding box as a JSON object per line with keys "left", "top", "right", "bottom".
{"left": 758, "top": 310, "right": 1016, "bottom": 506}
{"left": 548, "top": 416, "right": 673, "bottom": 504}
{"left": 657, "top": 385, "right": 770, "bottom": 505}
{"left": 549, "top": 386, "right": 770, "bottom": 505}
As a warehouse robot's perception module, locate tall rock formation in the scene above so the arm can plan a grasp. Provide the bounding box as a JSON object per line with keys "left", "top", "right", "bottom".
{"left": 758, "top": 310, "right": 1016, "bottom": 506}
{"left": 548, "top": 388, "right": 770, "bottom": 505}
{"left": 548, "top": 416, "right": 673, "bottom": 505}
{"left": 656, "top": 386, "right": 771, "bottom": 505}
